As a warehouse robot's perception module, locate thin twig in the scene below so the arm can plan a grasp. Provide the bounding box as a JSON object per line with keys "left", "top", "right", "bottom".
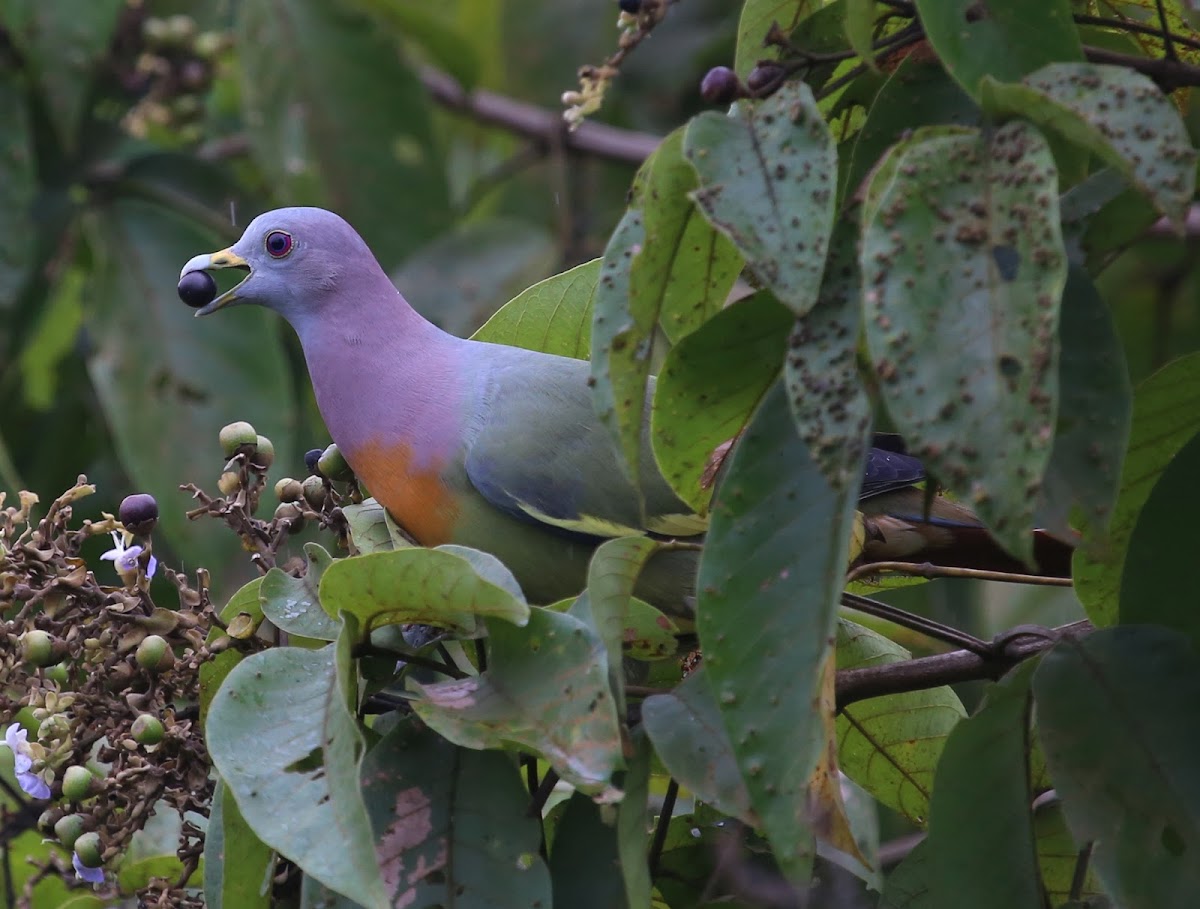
{"left": 649, "top": 778, "right": 680, "bottom": 878}
{"left": 846, "top": 560, "right": 1075, "bottom": 587}
{"left": 527, "top": 768, "right": 560, "bottom": 819}
{"left": 841, "top": 591, "right": 991, "bottom": 654}
{"left": 1073, "top": 13, "right": 1200, "bottom": 53}
{"left": 1155, "top": 0, "right": 1179, "bottom": 60}
{"left": 1083, "top": 44, "right": 1200, "bottom": 91}
{"left": 1069, "top": 841, "right": 1095, "bottom": 900}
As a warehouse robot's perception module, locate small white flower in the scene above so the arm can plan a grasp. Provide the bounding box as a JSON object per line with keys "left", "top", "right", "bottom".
{"left": 73, "top": 851, "right": 105, "bottom": 884}
{"left": 100, "top": 531, "right": 157, "bottom": 580}
{"left": 2, "top": 725, "right": 51, "bottom": 799}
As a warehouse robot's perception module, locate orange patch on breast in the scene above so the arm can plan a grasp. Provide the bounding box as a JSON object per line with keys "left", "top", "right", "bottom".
{"left": 348, "top": 439, "right": 458, "bottom": 545}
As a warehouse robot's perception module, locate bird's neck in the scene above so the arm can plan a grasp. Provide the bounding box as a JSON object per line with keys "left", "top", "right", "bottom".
{"left": 294, "top": 281, "right": 466, "bottom": 470}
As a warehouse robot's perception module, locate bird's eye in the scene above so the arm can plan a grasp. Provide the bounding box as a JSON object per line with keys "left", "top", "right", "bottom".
{"left": 265, "top": 230, "right": 293, "bottom": 258}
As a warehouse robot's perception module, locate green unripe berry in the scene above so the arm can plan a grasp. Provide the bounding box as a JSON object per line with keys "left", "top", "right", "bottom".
{"left": 273, "top": 502, "right": 306, "bottom": 533}
{"left": 21, "top": 630, "right": 57, "bottom": 667}
{"left": 131, "top": 714, "right": 165, "bottom": 746}
{"left": 254, "top": 434, "right": 275, "bottom": 468}
{"left": 218, "top": 421, "right": 257, "bottom": 456}
{"left": 275, "top": 477, "right": 303, "bottom": 503}
{"left": 54, "top": 814, "right": 86, "bottom": 849}
{"left": 194, "top": 31, "right": 226, "bottom": 58}
{"left": 135, "top": 635, "right": 175, "bottom": 673}
{"left": 317, "top": 444, "right": 353, "bottom": 481}
{"left": 38, "top": 809, "right": 60, "bottom": 835}
{"left": 62, "top": 766, "right": 95, "bottom": 802}
{"left": 301, "top": 475, "right": 327, "bottom": 509}
{"left": 73, "top": 831, "right": 103, "bottom": 868}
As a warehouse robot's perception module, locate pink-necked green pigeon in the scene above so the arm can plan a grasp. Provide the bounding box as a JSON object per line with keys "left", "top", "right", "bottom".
{"left": 179, "top": 208, "right": 1069, "bottom": 613}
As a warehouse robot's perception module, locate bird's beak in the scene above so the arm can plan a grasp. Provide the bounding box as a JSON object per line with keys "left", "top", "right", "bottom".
{"left": 179, "top": 247, "right": 251, "bottom": 316}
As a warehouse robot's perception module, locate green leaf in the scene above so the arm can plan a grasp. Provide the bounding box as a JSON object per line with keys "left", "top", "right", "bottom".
{"left": 844, "top": 0, "right": 879, "bottom": 72}
{"left": 685, "top": 81, "right": 837, "bottom": 317}
{"left": 411, "top": 606, "right": 624, "bottom": 799}
{"left": 642, "top": 667, "right": 757, "bottom": 824}
{"left": 85, "top": 199, "right": 297, "bottom": 580}
{"left": 860, "top": 121, "right": 1067, "bottom": 561}
{"left": 881, "top": 838, "right": 935, "bottom": 908}
{"left": 620, "top": 597, "right": 680, "bottom": 661}
{"left": 0, "top": 71, "right": 35, "bottom": 309}
{"left": 591, "top": 208, "right": 656, "bottom": 484}
{"left": 784, "top": 219, "right": 871, "bottom": 492}
{"left": 1120, "top": 430, "right": 1200, "bottom": 643}
{"left": 1074, "top": 352, "right": 1200, "bottom": 625}
{"left": 836, "top": 620, "right": 965, "bottom": 825}
{"left": 200, "top": 578, "right": 264, "bottom": 726}
{"left": 696, "top": 381, "right": 868, "bottom": 885}
{"left": 260, "top": 543, "right": 341, "bottom": 641}
{"left": 207, "top": 643, "right": 385, "bottom": 908}
{"left": 549, "top": 793, "right": 628, "bottom": 908}
{"left": 924, "top": 661, "right": 1044, "bottom": 908}
{"left": 359, "top": 719, "right": 551, "bottom": 907}
{"left": 982, "top": 63, "right": 1197, "bottom": 225}
{"left": 343, "top": 0, "right": 482, "bottom": 89}
{"left": 341, "top": 498, "right": 411, "bottom": 554}
{"left": 318, "top": 547, "right": 530, "bottom": 635}
{"left": 844, "top": 54, "right": 980, "bottom": 203}
{"left": 735, "top": 0, "right": 819, "bottom": 77}
{"left": 616, "top": 730, "right": 653, "bottom": 909}
{"left": 651, "top": 291, "right": 793, "bottom": 512}
{"left": 18, "top": 264, "right": 83, "bottom": 408}
{"left": 2, "top": 0, "right": 124, "bottom": 148}
{"left": 236, "top": 0, "right": 449, "bottom": 267}
{"left": 472, "top": 258, "right": 600, "bottom": 358}
{"left": 630, "top": 128, "right": 742, "bottom": 344}
{"left": 1037, "top": 267, "right": 1131, "bottom": 542}
{"left": 913, "top": 0, "right": 1082, "bottom": 100}
{"left": 203, "top": 779, "right": 273, "bottom": 909}
{"left": 1034, "top": 802, "right": 1107, "bottom": 906}
{"left": 1034, "top": 626, "right": 1200, "bottom": 908}
{"left": 393, "top": 218, "right": 556, "bottom": 337}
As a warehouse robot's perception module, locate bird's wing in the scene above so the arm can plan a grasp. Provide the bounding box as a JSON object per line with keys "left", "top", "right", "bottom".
{"left": 859, "top": 446, "right": 927, "bottom": 500}
{"left": 464, "top": 353, "right": 706, "bottom": 540}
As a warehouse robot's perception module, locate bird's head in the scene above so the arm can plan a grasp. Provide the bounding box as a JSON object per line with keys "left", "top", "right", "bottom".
{"left": 178, "top": 207, "right": 381, "bottom": 326}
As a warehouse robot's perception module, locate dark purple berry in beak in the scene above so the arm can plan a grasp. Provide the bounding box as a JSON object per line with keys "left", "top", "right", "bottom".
{"left": 178, "top": 270, "right": 217, "bottom": 308}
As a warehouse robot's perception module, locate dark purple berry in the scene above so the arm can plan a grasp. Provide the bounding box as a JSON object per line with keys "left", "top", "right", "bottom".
{"left": 304, "top": 448, "right": 324, "bottom": 474}
{"left": 177, "top": 270, "right": 217, "bottom": 308}
{"left": 119, "top": 493, "right": 159, "bottom": 536}
{"left": 700, "top": 66, "right": 740, "bottom": 105}
{"left": 746, "top": 63, "right": 783, "bottom": 94}
{"left": 618, "top": 0, "right": 641, "bottom": 12}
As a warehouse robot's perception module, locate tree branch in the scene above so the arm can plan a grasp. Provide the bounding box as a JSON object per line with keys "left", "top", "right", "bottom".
{"left": 835, "top": 620, "right": 1091, "bottom": 710}
{"left": 1083, "top": 44, "right": 1200, "bottom": 90}
{"left": 417, "top": 67, "right": 661, "bottom": 164}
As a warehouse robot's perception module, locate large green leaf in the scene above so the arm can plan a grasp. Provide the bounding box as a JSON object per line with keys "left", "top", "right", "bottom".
{"left": 924, "top": 661, "right": 1044, "bottom": 908}
{"left": 784, "top": 219, "right": 871, "bottom": 491}
{"left": 203, "top": 780, "right": 273, "bottom": 909}
{"left": 1074, "top": 352, "right": 1200, "bottom": 625}
{"left": 2, "top": 0, "right": 124, "bottom": 148}
{"left": 696, "top": 381, "right": 868, "bottom": 885}
{"left": 410, "top": 606, "right": 624, "bottom": 799}
{"left": 1120, "top": 430, "right": 1200, "bottom": 644}
{"left": 236, "top": 0, "right": 449, "bottom": 268}
{"left": 1034, "top": 627, "right": 1200, "bottom": 908}
{"left": 1034, "top": 802, "right": 1107, "bottom": 906}
{"left": 880, "top": 838, "right": 935, "bottom": 909}
{"left": 642, "top": 667, "right": 757, "bottom": 824}
{"left": 0, "top": 71, "right": 35, "bottom": 310}
{"left": 1037, "top": 267, "right": 1131, "bottom": 542}
{"left": 685, "top": 81, "right": 837, "bottom": 317}
{"left": 207, "top": 642, "right": 385, "bottom": 908}
{"left": 982, "top": 63, "right": 1197, "bottom": 225}
{"left": 615, "top": 730, "right": 653, "bottom": 909}
{"left": 913, "top": 0, "right": 1082, "bottom": 100}
{"left": 84, "top": 199, "right": 297, "bottom": 575}
{"left": 734, "top": 0, "right": 819, "bottom": 77}
{"left": 472, "top": 259, "right": 600, "bottom": 358}
{"left": 836, "top": 620, "right": 965, "bottom": 825}
{"left": 343, "top": 0, "right": 482, "bottom": 89}
{"left": 318, "top": 546, "right": 530, "bottom": 635}
{"left": 629, "top": 128, "right": 742, "bottom": 344}
{"left": 549, "top": 793, "right": 628, "bottom": 908}
{"left": 651, "top": 291, "right": 793, "bottom": 512}
{"left": 590, "top": 209, "right": 649, "bottom": 481}
{"left": 860, "top": 121, "right": 1067, "bottom": 561}
{"left": 359, "top": 719, "right": 551, "bottom": 908}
